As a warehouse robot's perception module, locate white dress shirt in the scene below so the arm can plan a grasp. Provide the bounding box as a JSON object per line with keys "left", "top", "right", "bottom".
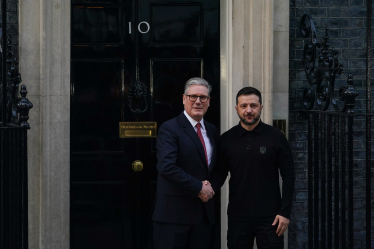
{"left": 183, "top": 110, "right": 212, "bottom": 166}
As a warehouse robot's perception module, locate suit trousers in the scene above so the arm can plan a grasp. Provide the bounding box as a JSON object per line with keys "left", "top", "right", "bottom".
{"left": 153, "top": 213, "right": 212, "bottom": 249}
{"left": 227, "top": 216, "right": 284, "bottom": 249}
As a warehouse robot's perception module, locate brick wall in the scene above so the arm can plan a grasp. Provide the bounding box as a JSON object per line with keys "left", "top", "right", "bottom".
{"left": 289, "top": 1, "right": 373, "bottom": 248}
{"left": 1, "top": 0, "right": 18, "bottom": 55}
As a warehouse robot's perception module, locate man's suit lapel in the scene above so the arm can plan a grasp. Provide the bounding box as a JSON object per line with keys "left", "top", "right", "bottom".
{"left": 178, "top": 113, "right": 208, "bottom": 167}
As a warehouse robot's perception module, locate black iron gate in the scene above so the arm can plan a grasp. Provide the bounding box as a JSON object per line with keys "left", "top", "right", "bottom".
{"left": 299, "top": 1, "right": 372, "bottom": 248}
{"left": 302, "top": 110, "right": 373, "bottom": 249}
{"left": 0, "top": 0, "right": 32, "bottom": 248}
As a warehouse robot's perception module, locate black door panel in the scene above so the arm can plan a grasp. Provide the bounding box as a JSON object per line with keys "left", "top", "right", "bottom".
{"left": 71, "top": 60, "right": 124, "bottom": 152}
{"left": 72, "top": 6, "right": 123, "bottom": 44}
{"left": 71, "top": 182, "right": 132, "bottom": 249}
{"left": 150, "top": 4, "right": 203, "bottom": 44}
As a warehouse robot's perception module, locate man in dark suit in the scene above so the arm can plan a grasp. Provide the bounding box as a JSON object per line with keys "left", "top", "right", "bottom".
{"left": 152, "top": 77, "right": 220, "bottom": 249}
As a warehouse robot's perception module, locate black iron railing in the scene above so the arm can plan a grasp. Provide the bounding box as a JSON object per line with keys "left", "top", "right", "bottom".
{"left": 301, "top": 110, "right": 373, "bottom": 249}
{"left": 0, "top": 0, "right": 32, "bottom": 248}
{"left": 364, "top": 1, "right": 372, "bottom": 248}
{"left": 299, "top": 5, "right": 372, "bottom": 249}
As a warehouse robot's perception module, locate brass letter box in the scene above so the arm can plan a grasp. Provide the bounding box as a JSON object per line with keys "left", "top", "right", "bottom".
{"left": 119, "top": 122, "right": 157, "bottom": 138}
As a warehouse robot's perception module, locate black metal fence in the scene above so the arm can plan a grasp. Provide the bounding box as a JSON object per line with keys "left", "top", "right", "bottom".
{"left": 0, "top": 0, "right": 32, "bottom": 248}
{"left": 300, "top": 1, "right": 372, "bottom": 247}
{"left": 302, "top": 111, "right": 373, "bottom": 249}
{"left": 0, "top": 127, "right": 28, "bottom": 248}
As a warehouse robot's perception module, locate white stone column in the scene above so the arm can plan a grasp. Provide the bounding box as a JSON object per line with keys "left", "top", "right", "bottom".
{"left": 19, "top": 1, "right": 41, "bottom": 248}
{"left": 248, "top": 0, "right": 274, "bottom": 125}
{"left": 227, "top": 0, "right": 274, "bottom": 126}
{"left": 19, "top": 0, "right": 70, "bottom": 248}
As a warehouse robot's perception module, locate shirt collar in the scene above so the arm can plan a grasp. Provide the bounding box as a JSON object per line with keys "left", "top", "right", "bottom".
{"left": 184, "top": 110, "right": 205, "bottom": 130}
{"left": 236, "top": 120, "right": 264, "bottom": 136}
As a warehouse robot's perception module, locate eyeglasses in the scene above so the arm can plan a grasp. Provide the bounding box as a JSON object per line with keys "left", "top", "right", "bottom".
{"left": 186, "top": 95, "right": 210, "bottom": 103}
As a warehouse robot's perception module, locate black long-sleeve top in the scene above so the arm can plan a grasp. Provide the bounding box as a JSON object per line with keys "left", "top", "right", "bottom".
{"left": 211, "top": 121, "right": 295, "bottom": 219}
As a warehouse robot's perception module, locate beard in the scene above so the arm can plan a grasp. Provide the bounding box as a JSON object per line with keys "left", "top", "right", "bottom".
{"left": 239, "top": 111, "right": 261, "bottom": 126}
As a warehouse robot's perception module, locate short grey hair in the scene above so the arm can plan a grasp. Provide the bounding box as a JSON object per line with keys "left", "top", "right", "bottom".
{"left": 184, "top": 77, "right": 212, "bottom": 96}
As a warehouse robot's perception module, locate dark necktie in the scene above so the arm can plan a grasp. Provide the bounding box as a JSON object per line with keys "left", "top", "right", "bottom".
{"left": 196, "top": 122, "right": 209, "bottom": 167}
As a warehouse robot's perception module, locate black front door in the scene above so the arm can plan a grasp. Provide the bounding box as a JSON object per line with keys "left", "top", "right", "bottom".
{"left": 70, "top": 1, "right": 220, "bottom": 248}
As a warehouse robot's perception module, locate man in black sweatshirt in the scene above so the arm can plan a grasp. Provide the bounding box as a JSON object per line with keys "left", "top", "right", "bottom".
{"left": 211, "top": 87, "right": 295, "bottom": 249}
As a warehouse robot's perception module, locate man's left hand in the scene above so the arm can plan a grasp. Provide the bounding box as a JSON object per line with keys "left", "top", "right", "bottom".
{"left": 272, "top": 215, "right": 289, "bottom": 236}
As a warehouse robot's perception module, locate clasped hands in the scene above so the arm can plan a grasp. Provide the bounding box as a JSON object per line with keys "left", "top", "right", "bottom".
{"left": 198, "top": 180, "right": 214, "bottom": 202}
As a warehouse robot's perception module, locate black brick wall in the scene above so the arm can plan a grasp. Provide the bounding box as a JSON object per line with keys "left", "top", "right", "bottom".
{"left": 289, "top": 1, "right": 374, "bottom": 248}
{"left": 0, "top": 0, "right": 18, "bottom": 55}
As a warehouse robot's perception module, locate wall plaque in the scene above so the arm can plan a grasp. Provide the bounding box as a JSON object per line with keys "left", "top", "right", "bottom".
{"left": 119, "top": 122, "right": 157, "bottom": 138}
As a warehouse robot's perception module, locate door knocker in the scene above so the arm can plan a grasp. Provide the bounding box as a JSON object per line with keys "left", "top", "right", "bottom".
{"left": 128, "top": 80, "right": 148, "bottom": 114}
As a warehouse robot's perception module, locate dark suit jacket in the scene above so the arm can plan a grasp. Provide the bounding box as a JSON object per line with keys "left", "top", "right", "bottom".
{"left": 151, "top": 112, "right": 220, "bottom": 225}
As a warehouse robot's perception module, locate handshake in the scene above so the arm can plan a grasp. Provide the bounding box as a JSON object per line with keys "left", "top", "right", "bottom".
{"left": 198, "top": 180, "right": 215, "bottom": 202}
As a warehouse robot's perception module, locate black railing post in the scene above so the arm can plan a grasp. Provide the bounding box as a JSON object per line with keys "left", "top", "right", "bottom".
{"left": 314, "top": 113, "right": 319, "bottom": 249}
{"left": 320, "top": 114, "right": 326, "bottom": 249}
{"left": 0, "top": 129, "right": 4, "bottom": 248}
{"left": 21, "top": 128, "right": 28, "bottom": 247}
{"left": 347, "top": 115, "right": 354, "bottom": 249}
{"left": 334, "top": 115, "right": 340, "bottom": 249}
{"left": 327, "top": 115, "right": 332, "bottom": 249}
{"left": 340, "top": 116, "right": 346, "bottom": 249}
{"left": 308, "top": 113, "right": 314, "bottom": 249}
{"left": 365, "top": 1, "right": 372, "bottom": 249}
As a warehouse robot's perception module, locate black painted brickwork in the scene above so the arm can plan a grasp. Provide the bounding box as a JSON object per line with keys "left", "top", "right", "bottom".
{"left": 0, "top": 0, "right": 18, "bottom": 55}
{"left": 289, "top": 1, "right": 374, "bottom": 248}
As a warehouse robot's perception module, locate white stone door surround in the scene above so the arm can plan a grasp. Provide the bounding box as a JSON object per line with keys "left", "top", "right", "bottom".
{"left": 19, "top": 0, "right": 289, "bottom": 248}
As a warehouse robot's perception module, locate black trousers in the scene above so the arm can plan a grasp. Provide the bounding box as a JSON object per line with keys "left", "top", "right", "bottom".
{"left": 153, "top": 215, "right": 212, "bottom": 249}
{"left": 227, "top": 216, "right": 284, "bottom": 249}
